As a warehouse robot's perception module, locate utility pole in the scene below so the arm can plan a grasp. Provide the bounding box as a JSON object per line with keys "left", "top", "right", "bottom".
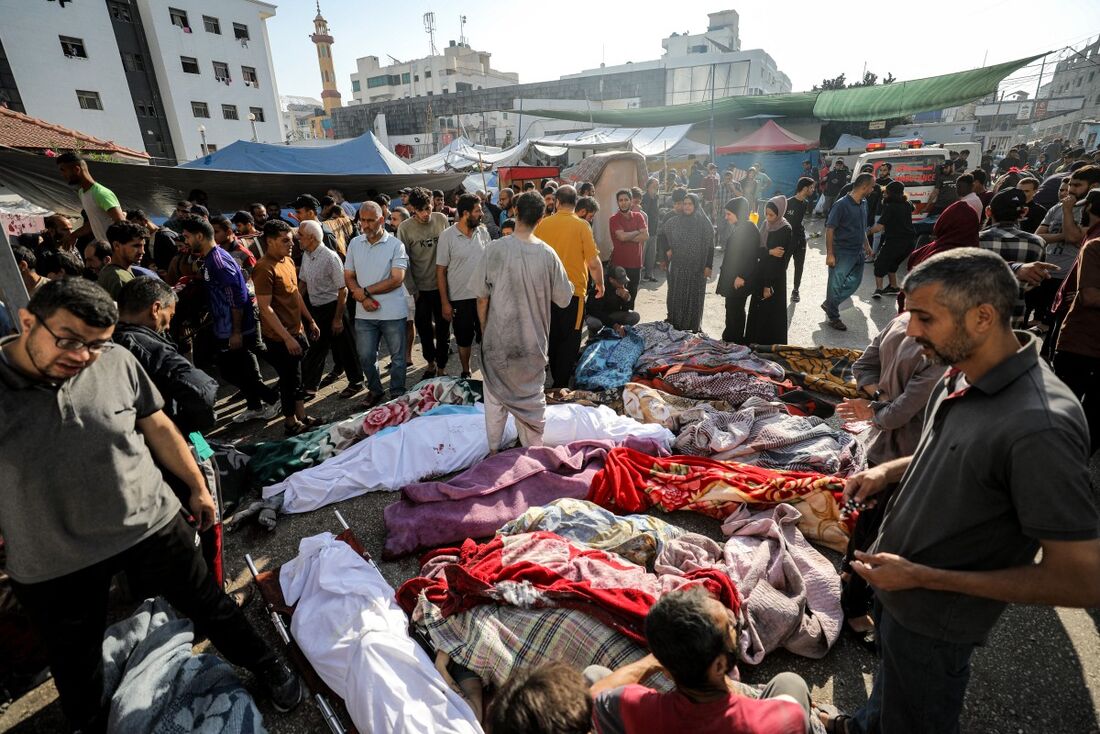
{"left": 708, "top": 63, "right": 716, "bottom": 161}
{"left": 1035, "top": 53, "right": 1047, "bottom": 102}
{"left": 423, "top": 12, "right": 437, "bottom": 153}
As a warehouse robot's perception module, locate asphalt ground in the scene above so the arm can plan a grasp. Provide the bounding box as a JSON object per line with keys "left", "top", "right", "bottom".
{"left": 3, "top": 216, "right": 1098, "bottom": 734}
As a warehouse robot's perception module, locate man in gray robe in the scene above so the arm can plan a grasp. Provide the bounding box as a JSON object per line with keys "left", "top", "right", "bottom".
{"left": 474, "top": 191, "right": 574, "bottom": 450}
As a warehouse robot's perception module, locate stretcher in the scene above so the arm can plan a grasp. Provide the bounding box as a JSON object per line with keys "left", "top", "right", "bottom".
{"left": 245, "top": 510, "right": 446, "bottom": 733}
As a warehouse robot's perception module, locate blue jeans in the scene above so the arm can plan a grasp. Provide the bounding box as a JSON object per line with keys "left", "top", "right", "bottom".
{"left": 824, "top": 249, "right": 865, "bottom": 320}
{"left": 354, "top": 318, "right": 407, "bottom": 397}
{"left": 851, "top": 604, "right": 975, "bottom": 734}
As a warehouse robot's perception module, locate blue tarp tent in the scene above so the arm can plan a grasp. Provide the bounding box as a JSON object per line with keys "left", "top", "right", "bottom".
{"left": 180, "top": 132, "right": 417, "bottom": 175}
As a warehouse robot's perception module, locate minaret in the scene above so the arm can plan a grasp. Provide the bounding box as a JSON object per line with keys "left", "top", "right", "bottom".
{"left": 311, "top": 2, "right": 341, "bottom": 116}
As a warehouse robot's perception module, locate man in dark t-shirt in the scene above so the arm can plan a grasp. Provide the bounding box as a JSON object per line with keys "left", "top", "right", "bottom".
{"left": 839, "top": 248, "right": 1100, "bottom": 734}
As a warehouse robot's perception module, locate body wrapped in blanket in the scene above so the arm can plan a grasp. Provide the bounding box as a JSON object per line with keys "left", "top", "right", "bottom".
{"left": 280, "top": 533, "right": 482, "bottom": 734}
{"left": 588, "top": 447, "right": 852, "bottom": 551}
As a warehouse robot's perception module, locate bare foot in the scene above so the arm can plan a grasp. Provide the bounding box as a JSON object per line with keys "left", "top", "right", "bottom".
{"left": 847, "top": 614, "right": 874, "bottom": 633}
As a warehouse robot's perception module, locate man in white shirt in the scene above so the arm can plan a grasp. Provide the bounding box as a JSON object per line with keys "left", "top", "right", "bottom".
{"left": 299, "top": 220, "right": 363, "bottom": 398}
{"left": 344, "top": 202, "right": 409, "bottom": 406}
{"left": 437, "top": 194, "right": 490, "bottom": 379}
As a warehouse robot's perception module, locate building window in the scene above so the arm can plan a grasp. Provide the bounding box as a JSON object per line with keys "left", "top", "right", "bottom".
{"left": 202, "top": 15, "right": 221, "bottom": 34}
{"left": 59, "top": 36, "right": 87, "bottom": 59}
{"left": 445, "top": 68, "right": 456, "bottom": 76}
{"left": 242, "top": 66, "right": 258, "bottom": 86}
{"left": 191, "top": 101, "right": 210, "bottom": 118}
{"left": 206, "top": 144, "right": 218, "bottom": 152}
{"left": 108, "top": 1, "right": 132, "bottom": 22}
{"left": 689, "top": 44, "right": 708, "bottom": 54}
{"left": 121, "top": 52, "right": 145, "bottom": 72}
{"left": 414, "top": 74, "right": 419, "bottom": 82}
{"left": 233, "top": 22, "right": 250, "bottom": 41}
{"left": 222, "top": 104, "right": 238, "bottom": 120}
{"left": 213, "top": 61, "right": 230, "bottom": 83}
{"left": 181, "top": 56, "right": 200, "bottom": 74}
{"left": 456, "top": 82, "right": 472, "bottom": 93}
{"left": 401, "top": 72, "right": 410, "bottom": 84}
{"left": 351, "top": 79, "right": 360, "bottom": 92}
{"left": 76, "top": 90, "right": 102, "bottom": 110}
{"left": 249, "top": 106, "right": 264, "bottom": 122}
{"left": 368, "top": 74, "right": 400, "bottom": 88}
{"left": 169, "top": 7, "right": 188, "bottom": 29}
{"left": 134, "top": 101, "right": 158, "bottom": 118}
{"left": 425, "top": 70, "right": 432, "bottom": 78}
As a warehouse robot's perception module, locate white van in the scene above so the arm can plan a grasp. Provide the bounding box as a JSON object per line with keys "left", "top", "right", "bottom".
{"left": 850, "top": 143, "right": 978, "bottom": 220}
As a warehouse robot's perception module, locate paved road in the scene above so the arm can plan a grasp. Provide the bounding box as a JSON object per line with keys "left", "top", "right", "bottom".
{"left": 4, "top": 217, "right": 1098, "bottom": 734}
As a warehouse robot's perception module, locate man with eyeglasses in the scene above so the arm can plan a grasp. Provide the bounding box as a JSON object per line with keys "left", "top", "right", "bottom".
{"left": 0, "top": 278, "right": 303, "bottom": 732}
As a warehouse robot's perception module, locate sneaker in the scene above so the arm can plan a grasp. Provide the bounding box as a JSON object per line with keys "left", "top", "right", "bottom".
{"left": 827, "top": 318, "right": 848, "bottom": 331}
{"left": 882, "top": 285, "right": 901, "bottom": 295}
{"left": 460, "top": 371, "right": 472, "bottom": 379}
{"left": 872, "top": 289, "right": 884, "bottom": 299}
{"left": 233, "top": 403, "right": 280, "bottom": 423}
{"left": 790, "top": 289, "right": 800, "bottom": 303}
{"left": 255, "top": 660, "right": 303, "bottom": 714}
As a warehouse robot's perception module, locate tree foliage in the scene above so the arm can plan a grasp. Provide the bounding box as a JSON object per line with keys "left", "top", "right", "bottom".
{"left": 813, "top": 70, "right": 896, "bottom": 91}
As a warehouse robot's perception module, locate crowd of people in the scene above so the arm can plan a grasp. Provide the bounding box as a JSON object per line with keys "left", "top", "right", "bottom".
{"left": 1, "top": 135, "right": 1099, "bottom": 734}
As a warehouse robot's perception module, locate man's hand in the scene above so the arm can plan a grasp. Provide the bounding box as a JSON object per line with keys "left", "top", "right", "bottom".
{"left": 1061, "top": 193, "right": 1078, "bottom": 208}
{"left": 189, "top": 487, "right": 217, "bottom": 532}
{"left": 594, "top": 280, "right": 605, "bottom": 298}
{"left": 843, "top": 463, "right": 893, "bottom": 505}
{"left": 442, "top": 301, "right": 453, "bottom": 321}
{"left": 836, "top": 397, "right": 874, "bottom": 421}
{"left": 704, "top": 267, "right": 713, "bottom": 279}
{"left": 851, "top": 551, "right": 928, "bottom": 592}
{"left": 332, "top": 317, "right": 344, "bottom": 335}
{"left": 351, "top": 287, "right": 366, "bottom": 303}
{"left": 734, "top": 276, "right": 745, "bottom": 290}
{"left": 228, "top": 332, "right": 243, "bottom": 351}
{"left": 768, "top": 246, "right": 785, "bottom": 258}
{"left": 826, "top": 253, "right": 836, "bottom": 268}
{"left": 363, "top": 297, "right": 380, "bottom": 312}
{"left": 284, "top": 335, "right": 303, "bottom": 356}
{"left": 615, "top": 287, "right": 631, "bottom": 301}
{"left": 1016, "top": 261, "right": 1058, "bottom": 286}
{"left": 307, "top": 321, "right": 321, "bottom": 342}
{"left": 762, "top": 286, "right": 773, "bottom": 299}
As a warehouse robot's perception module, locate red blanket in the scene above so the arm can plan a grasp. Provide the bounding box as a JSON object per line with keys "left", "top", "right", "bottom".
{"left": 588, "top": 447, "right": 852, "bottom": 550}
{"left": 396, "top": 531, "right": 739, "bottom": 646}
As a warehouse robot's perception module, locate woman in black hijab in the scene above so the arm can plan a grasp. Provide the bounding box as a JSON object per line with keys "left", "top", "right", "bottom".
{"left": 745, "top": 195, "right": 793, "bottom": 345}
{"left": 715, "top": 197, "right": 759, "bottom": 343}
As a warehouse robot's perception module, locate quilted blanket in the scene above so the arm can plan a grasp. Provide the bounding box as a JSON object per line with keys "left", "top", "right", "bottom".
{"left": 397, "top": 531, "right": 740, "bottom": 646}
{"left": 587, "top": 447, "right": 852, "bottom": 551}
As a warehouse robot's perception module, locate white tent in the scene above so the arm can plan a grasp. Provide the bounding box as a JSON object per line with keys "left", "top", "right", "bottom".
{"left": 529, "top": 125, "right": 707, "bottom": 158}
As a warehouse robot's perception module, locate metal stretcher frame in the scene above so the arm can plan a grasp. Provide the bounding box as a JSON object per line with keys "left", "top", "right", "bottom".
{"left": 244, "top": 510, "right": 362, "bottom": 734}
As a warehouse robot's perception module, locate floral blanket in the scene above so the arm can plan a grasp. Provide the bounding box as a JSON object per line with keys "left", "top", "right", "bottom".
{"left": 622, "top": 382, "right": 733, "bottom": 430}
{"left": 751, "top": 345, "right": 862, "bottom": 399}
{"left": 398, "top": 531, "right": 740, "bottom": 646}
{"left": 244, "top": 378, "right": 481, "bottom": 486}
{"left": 587, "top": 447, "right": 852, "bottom": 551}
{"left": 498, "top": 498, "right": 687, "bottom": 570}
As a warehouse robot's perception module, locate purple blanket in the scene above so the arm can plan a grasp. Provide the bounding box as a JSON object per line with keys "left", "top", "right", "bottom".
{"left": 382, "top": 437, "right": 667, "bottom": 559}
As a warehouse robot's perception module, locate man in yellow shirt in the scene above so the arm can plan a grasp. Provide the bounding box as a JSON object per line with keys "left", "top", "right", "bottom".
{"left": 533, "top": 185, "right": 604, "bottom": 388}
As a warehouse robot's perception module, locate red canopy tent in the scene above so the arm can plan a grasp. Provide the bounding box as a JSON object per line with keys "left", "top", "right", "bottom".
{"left": 715, "top": 120, "right": 816, "bottom": 154}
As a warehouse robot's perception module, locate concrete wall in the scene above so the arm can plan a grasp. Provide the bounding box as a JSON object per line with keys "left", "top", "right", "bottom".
{"left": 333, "top": 68, "right": 667, "bottom": 146}
{"left": 0, "top": 1, "right": 146, "bottom": 153}
{"left": 135, "top": 0, "right": 282, "bottom": 161}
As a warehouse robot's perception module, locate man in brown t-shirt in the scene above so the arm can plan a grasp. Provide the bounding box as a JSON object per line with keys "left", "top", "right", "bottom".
{"left": 253, "top": 219, "right": 320, "bottom": 434}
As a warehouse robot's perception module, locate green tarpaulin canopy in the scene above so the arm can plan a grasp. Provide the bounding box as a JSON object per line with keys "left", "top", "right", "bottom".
{"left": 525, "top": 55, "right": 1042, "bottom": 126}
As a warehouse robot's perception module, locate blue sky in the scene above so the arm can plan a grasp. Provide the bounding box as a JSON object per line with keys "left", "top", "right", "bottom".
{"left": 267, "top": 1, "right": 1100, "bottom": 102}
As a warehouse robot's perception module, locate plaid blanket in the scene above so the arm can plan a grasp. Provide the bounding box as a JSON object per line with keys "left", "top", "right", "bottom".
{"left": 751, "top": 345, "right": 863, "bottom": 399}
{"left": 420, "top": 602, "right": 667, "bottom": 690}
{"left": 588, "top": 447, "right": 852, "bottom": 551}
{"left": 633, "top": 322, "right": 785, "bottom": 380}
{"left": 673, "top": 398, "right": 867, "bottom": 477}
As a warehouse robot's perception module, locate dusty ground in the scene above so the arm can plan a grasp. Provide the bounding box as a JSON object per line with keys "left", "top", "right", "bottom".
{"left": 3, "top": 218, "right": 1098, "bottom": 734}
